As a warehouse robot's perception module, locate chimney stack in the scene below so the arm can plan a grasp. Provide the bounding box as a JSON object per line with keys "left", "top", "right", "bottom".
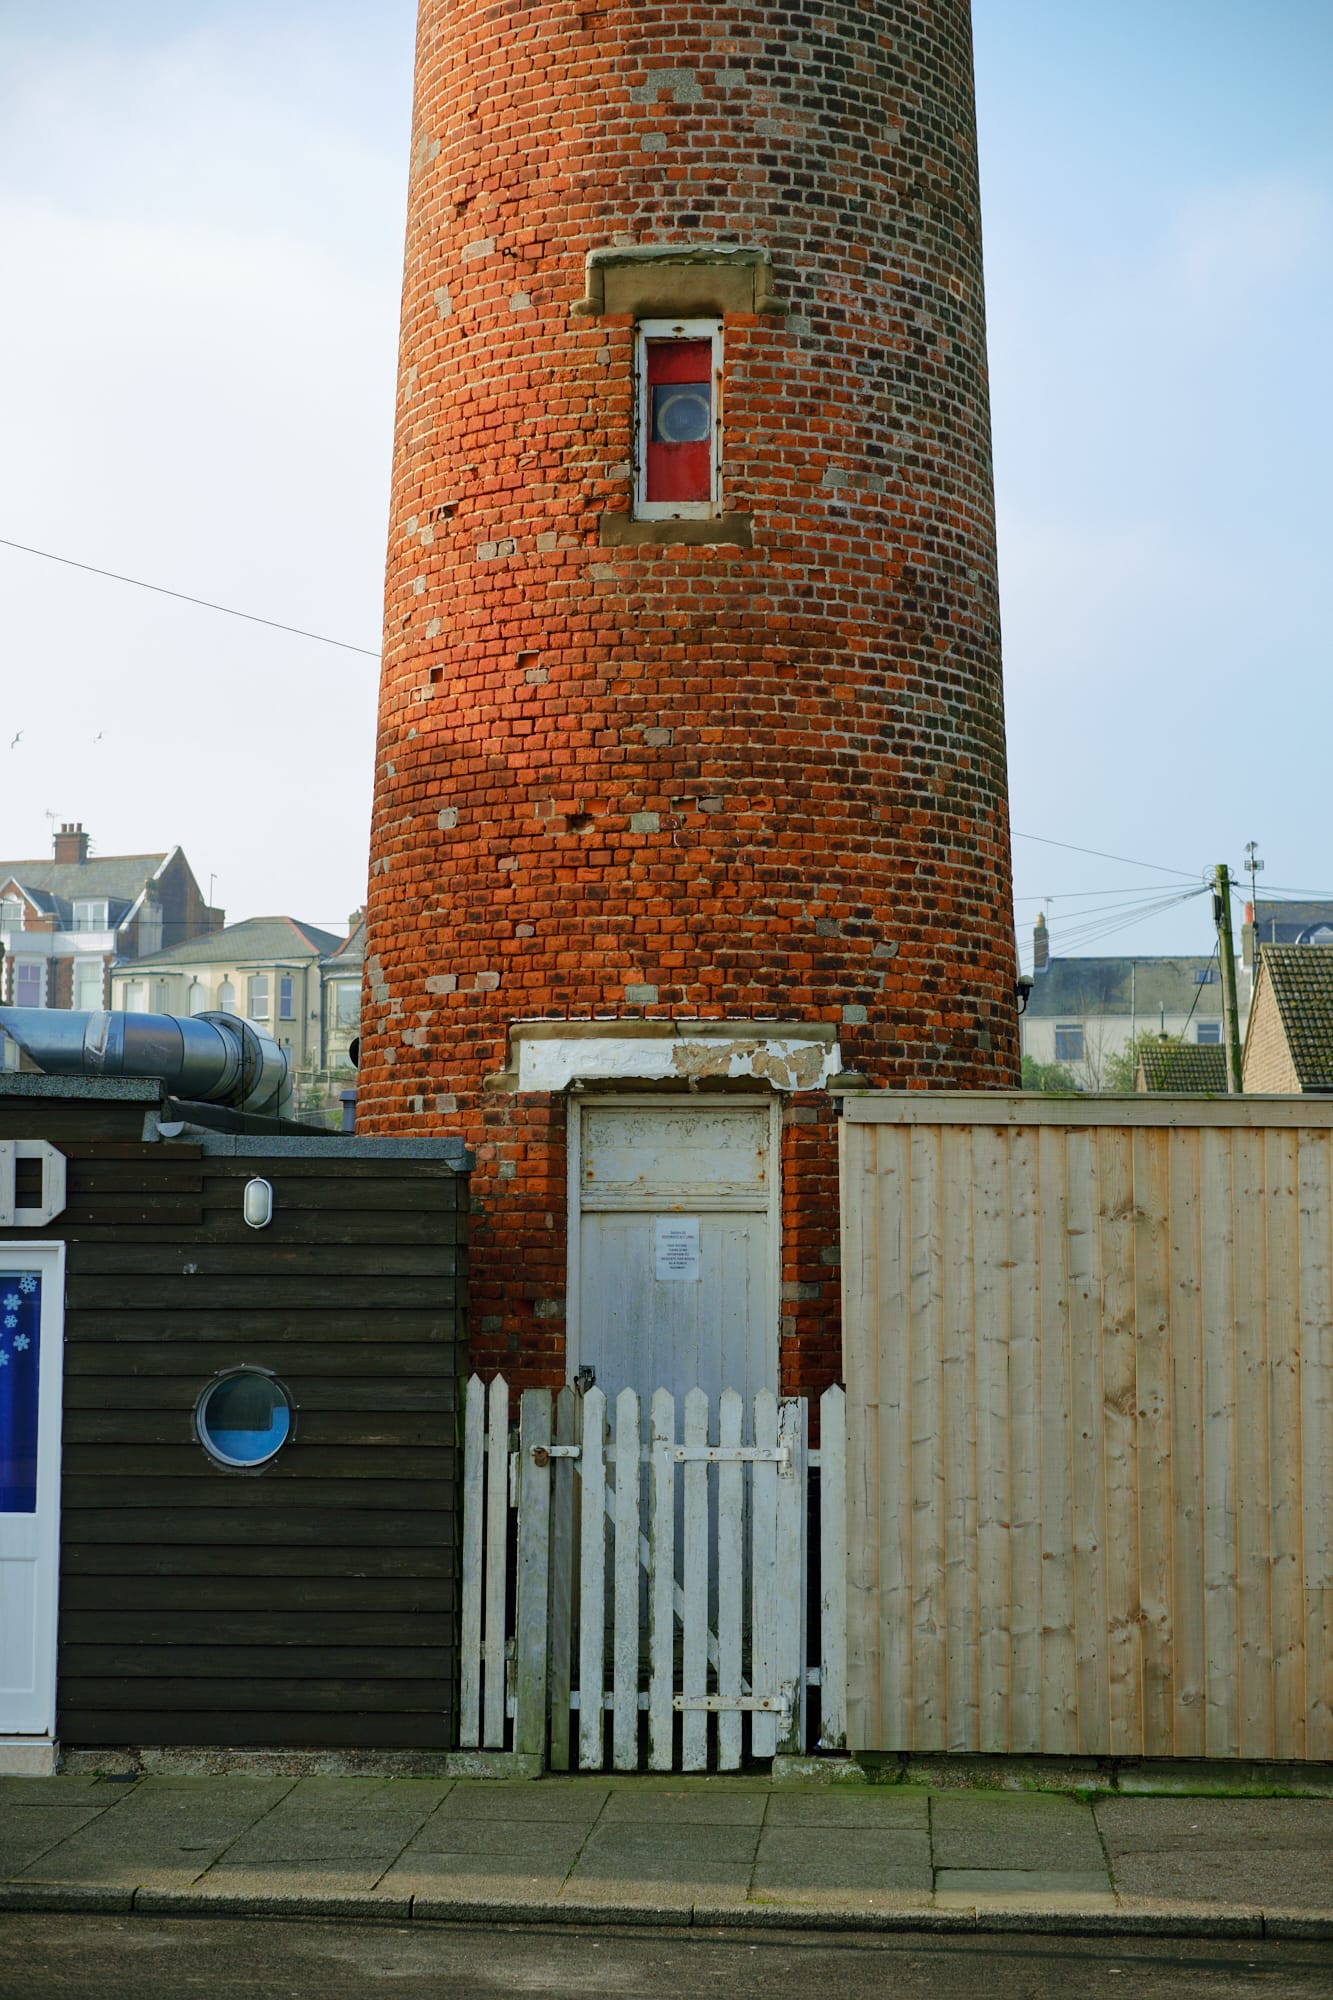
{"left": 1033, "top": 911, "right": 1050, "bottom": 974}
{"left": 53, "top": 822, "right": 89, "bottom": 866}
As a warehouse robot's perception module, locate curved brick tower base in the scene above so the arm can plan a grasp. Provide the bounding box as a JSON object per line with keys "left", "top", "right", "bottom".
{"left": 360, "top": 0, "right": 1018, "bottom": 1391}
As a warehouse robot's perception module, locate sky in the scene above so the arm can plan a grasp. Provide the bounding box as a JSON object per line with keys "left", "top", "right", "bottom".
{"left": 0, "top": 1, "right": 1328, "bottom": 961}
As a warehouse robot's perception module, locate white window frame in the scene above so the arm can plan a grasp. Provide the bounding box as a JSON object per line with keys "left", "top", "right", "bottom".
{"left": 0, "top": 898, "right": 22, "bottom": 934}
{"left": 1053, "top": 1021, "right": 1085, "bottom": 1062}
{"left": 1195, "top": 1021, "right": 1223, "bottom": 1045}
{"left": 73, "top": 958, "right": 104, "bottom": 1011}
{"left": 634, "top": 317, "right": 722, "bottom": 522}
{"left": 278, "top": 974, "right": 295, "bottom": 1022}
{"left": 13, "top": 962, "right": 44, "bottom": 1009}
{"left": 247, "top": 974, "right": 270, "bottom": 1021}
{"left": 72, "top": 899, "right": 107, "bottom": 933}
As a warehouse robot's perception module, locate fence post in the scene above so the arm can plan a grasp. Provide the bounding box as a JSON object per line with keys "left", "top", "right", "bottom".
{"left": 546, "top": 1385, "right": 578, "bottom": 1771}
{"left": 820, "top": 1384, "right": 848, "bottom": 1751}
{"left": 648, "top": 1388, "right": 677, "bottom": 1771}
{"left": 578, "top": 1386, "right": 608, "bottom": 1770}
{"left": 459, "top": 1374, "right": 486, "bottom": 1748}
{"left": 514, "top": 1389, "right": 552, "bottom": 1761}
{"left": 482, "top": 1374, "right": 510, "bottom": 1748}
{"left": 776, "top": 1397, "right": 806, "bottom": 1753}
{"left": 612, "top": 1388, "right": 642, "bottom": 1770}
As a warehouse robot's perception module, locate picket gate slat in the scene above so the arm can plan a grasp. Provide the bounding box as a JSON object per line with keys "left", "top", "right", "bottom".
{"left": 649, "top": 1389, "right": 676, "bottom": 1770}
{"left": 613, "top": 1388, "right": 642, "bottom": 1770}
{"left": 681, "top": 1387, "right": 711, "bottom": 1772}
{"left": 578, "top": 1387, "right": 608, "bottom": 1770}
{"left": 460, "top": 1378, "right": 848, "bottom": 1774}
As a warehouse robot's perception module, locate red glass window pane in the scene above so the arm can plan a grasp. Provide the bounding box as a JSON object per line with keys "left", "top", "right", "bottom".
{"left": 645, "top": 338, "right": 713, "bottom": 504}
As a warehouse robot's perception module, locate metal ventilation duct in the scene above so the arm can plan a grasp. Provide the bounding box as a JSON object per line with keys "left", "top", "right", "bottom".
{"left": 0, "top": 1008, "right": 290, "bottom": 1117}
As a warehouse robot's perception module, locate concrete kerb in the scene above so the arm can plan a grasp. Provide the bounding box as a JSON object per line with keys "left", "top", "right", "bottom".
{"left": 0, "top": 1881, "right": 1326, "bottom": 1941}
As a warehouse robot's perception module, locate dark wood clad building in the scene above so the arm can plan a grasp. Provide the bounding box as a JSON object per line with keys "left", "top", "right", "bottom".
{"left": 0, "top": 1075, "right": 469, "bottom": 1757}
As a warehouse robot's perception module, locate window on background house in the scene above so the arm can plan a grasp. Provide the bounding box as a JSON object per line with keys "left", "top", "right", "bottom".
{"left": 74, "top": 961, "right": 104, "bottom": 1011}
{"left": 1053, "top": 1022, "right": 1084, "bottom": 1062}
{"left": 188, "top": 980, "right": 208, "bottom": 1015}
{"left": 0, "top": 898, "right": 22, "bottom": 933}
{"left": 635, "top": 319, "right": 721, "bottom": 520}
{"left": 278, "top": 975, "right": 295, "bottom": 1022}
{"left": 15, "top": 963, "right": 42, "bottom": 1007}
{"left": 121, "top": 980, "right": 146, "bottom": 1012}
{"left": 333, "top": 982, "right": 359, "bottom": 1031}
{"left": 247, "top": 974, "right": 270, "bottom": 1020}
{"left": 154, "top": 980, "right": 170, "bottom": 1012}
{"left": 218, "top": 979, "right": 237, "bottom": 1014}
{"left": 72, "top": 899, "right": 107, "bottom": 932}
{"left": 1195, "top": 1021, "right": 1222, "bottom": 1045}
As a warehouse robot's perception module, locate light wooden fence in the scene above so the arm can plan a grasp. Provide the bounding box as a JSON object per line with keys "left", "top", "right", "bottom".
{"left": 459, "top": 1378, "right": 847, "bottom": 1771}
{"left": 841, "top": 1094, "right": 1333, "bottom": 1763}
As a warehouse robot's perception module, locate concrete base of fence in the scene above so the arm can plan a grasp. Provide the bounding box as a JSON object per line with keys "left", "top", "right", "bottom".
{"left": 441, "top": 1751, "right": 544, "bottom": 1781}
{"left": 771, "top": 1756, "right": 868, "bottom": 1784}
{"left": 859, "top": 1753, "right": 1333, "bottom": 1798}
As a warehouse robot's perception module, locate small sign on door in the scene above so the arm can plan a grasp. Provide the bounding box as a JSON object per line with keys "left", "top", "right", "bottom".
{"left": 654, "top": 1217, "right": 701, "bottom": 1282}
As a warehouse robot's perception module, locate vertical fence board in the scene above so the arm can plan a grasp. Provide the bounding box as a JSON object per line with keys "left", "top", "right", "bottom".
{"left": 875, "top": 1123, "right": 911, "bottom": 1747}
{"left": 1067, "top": 1125, "right": 1107, "bottom": 1755}
{"left": 776, "top": 1398, "right": 806, "bottom": 1752}
{"left": 1038, "top": 1123, "right": 1076, "bottom": 1754}
{"left": 1298, "top": 1131, "right": 1333, "bottom": 1760}
{"left": 482, "top": 1374, "right": 510, "bottom": 1750}
{"left": 940, "top": 1126, "right": 977, "bottom": 1752}
{"left": 1133, "top": 1126, "right": 1173, "bottom": 1756}
{"left": 648, "top": 1389, "right": 676, "bottom": 1772}
{"left": 907, "top": 1125, "right": 945, "bottom": 1747}
{"left": 1007, "top": 1126, "right": 1043, "bottom": 1753}
{"left": 973, "top": 1124, "right": 1011, "bottom": 1753}
{"left": 843, "top": 1120, "right": 881, "bottom": 1750}
{"left": 459, "top": 1374, "right": 486, "bottom": 1750}
{"left": 1200, "top": 1128, "right": 1240, "bottom": 1757}
{"left": 1233, "top": 1127, "right": 1275, "bottom": 1758}
{"left": 1266, "top": 1129, "right": 1305, "bottom": 1759}
{"left": 681, "top": 1387, "right": 710, "bottom": 1771}
{"left": 1168, "top": 1127, "right": 1206, "bottom": 1757}
{"left": 577, "top": 1388, "right": 608, "bottom": 1771}
{"left": 1100, "top": 1128, "right": 1141, "bottom": 1756}
{"left": 716, "top": 1389, "right": 744, "bottom": 1770}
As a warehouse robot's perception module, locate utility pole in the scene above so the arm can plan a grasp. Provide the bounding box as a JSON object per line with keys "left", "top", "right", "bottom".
{"left": 1214, "top": 863, "right": 1243, "bottom": 1094}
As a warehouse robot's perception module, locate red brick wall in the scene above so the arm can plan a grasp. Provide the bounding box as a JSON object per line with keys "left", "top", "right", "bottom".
{"left": 359, "top": 0, "right": 1019, "bottom": 1390}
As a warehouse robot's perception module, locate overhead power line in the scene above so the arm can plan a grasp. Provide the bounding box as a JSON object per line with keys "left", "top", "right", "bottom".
{"left": 1010, "top": 829, "right": 1200, "bottom": 881}
{"left": 0, "top": 536, "right": 382, "bottom": 660}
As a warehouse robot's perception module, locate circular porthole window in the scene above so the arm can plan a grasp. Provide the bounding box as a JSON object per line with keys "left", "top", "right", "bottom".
{"left": 195, "top": 1367, "right": 294, "bottom": 1470}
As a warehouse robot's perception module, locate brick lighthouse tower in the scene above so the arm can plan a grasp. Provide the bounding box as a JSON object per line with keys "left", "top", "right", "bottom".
{"left": 360, "top": 0, "right": 1019, "bottom": 1397}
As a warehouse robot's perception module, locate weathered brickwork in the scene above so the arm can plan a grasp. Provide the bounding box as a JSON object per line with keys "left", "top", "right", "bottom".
{"left": 360, "top": 0, "right": 1019, "bottom": 1389}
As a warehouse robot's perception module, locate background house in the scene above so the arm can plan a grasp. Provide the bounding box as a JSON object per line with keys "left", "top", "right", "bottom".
{"left": 0, "top": 821, "right": 219, "bottom": 1017}
{"left": 1242, "top": 943, "right": 1333, "bottom": 1094}
{"left": 109, "top": 913, "right": 351, "bottom": 1123}
{"left": 1022, "top": 918, "right": 1242, "bottom": 1093}
{"left": 1134, "top": 1040, "right": 1229, "bottom": 1093}
{"left": 321, "top": 909, "right": 365, "bottom": 1073}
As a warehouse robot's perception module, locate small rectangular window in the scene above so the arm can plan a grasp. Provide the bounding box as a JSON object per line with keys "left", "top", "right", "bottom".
{"left": 635, "top": 319, "right": 721, "bottom": 520}
{"left": 1195, "top": 1021, "right": 1222, "bottom": 1045}
{"left": 278, "top": 974, "right": 295, "bottom": 1021}
{"left": 247, "top": 974, "right": 270, "bottom": 1021}
{"left": 15, "top": 962, "right": 43, "bottom": 1008}
{"left": 1053, "top": 1022, "right": 1084, "bottom": 1061}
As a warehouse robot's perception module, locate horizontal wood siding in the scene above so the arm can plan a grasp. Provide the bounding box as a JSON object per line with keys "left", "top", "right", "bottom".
{"left": 0, "top": 1110, "right": 467, "bottom": 1751}
{"left": 841, "top": 1096, "right": 1333, "bottom": 1763}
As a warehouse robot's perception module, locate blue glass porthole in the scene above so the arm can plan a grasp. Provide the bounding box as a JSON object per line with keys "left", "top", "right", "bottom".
{"left": 195, "top": 1367, "right": 293, "bottom": 1470}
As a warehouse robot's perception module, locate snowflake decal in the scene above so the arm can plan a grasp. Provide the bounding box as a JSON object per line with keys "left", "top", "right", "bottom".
{"left": 3, "top": 1315, "right": 15, "bottom": 1330}
{"left": 13, "top": 1333, "right": 29, "bottom": 1351}
{"left": 2, "top": 1294, "right": 18, "bottom": 1310}
{"left": 0, "top": 1352, "right": 8, "bottom": 1368}
{"left": 19, "top": 1275, "right": 37, "bottom": 1293}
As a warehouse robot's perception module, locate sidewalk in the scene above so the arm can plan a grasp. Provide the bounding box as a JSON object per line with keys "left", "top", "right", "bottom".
{"left": 1, "top": 1773, "right": 1330, "bottom": 1939}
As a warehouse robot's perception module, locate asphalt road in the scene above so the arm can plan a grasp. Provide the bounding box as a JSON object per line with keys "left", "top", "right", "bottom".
{"left": 0, "top": 1917, "right": 1330, "bottom": 2000}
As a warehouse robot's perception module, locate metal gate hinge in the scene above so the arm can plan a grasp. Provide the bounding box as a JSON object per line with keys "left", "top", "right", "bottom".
{"left": 669, "top": 1445, "right": 791, "bottom": 1465}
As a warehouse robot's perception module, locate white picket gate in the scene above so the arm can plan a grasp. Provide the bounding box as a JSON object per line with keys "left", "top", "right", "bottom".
{"left": 459, "top": 1379, "right": 847, "bottom": 1772}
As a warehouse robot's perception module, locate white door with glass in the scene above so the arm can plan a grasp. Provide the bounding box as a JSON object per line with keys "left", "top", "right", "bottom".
{"left": 0, "top": 1244, "right": 63, "bottom": 1740}
{"left": 568, "top": 1098, "right": 779, "bottom": 1405}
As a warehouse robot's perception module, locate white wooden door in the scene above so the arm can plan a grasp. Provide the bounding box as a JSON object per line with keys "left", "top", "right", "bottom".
{"left": 569, "top": 1098, "right": 779, "bottom": 1404}
{"left": 0, "top": 1244, "right": 64, "bottom": 1741}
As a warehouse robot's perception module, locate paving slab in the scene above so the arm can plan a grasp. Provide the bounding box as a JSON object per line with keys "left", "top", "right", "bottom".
{"left": 392, "top": 1818, "right": 590, "bottom": 1865}
{"left": 431, "top": 1780, "right": 608, "bottom": 1822}
{"left": 931, "top": 1791, "right": 1107, "bottom": 1872}
{"left": 0, "top": 1777, "right": 113, "bottom": 1805}
{"left": 600, "top": 1787, "right": 768, "bottom": 1825}
{"left": 1096, "top": 1797, "right": 1333, "bottom": 1909}
{"left": 0, "top": 1807, "right": 117, "bottom": 1877}
{"left": 764, "top": 1788, "right": 930, "bottom": 1829}
{"left": 569, "top": 1820, "right": 757, "bottom": 1898}
{"left": 752, "top": 1826, "right": 931, "bottom": 1895}
{"left": 277, "top": 1776, "right": 454, "bottom": 1811}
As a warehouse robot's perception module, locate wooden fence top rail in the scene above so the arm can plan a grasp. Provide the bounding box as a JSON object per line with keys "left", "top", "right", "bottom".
{"left": 840, "top": 1091, "right": 1333, "bottom": 1131}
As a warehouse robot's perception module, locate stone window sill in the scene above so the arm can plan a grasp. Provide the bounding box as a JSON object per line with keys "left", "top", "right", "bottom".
{"left": 598, "top": 513, "right": 753, "bottom": 549}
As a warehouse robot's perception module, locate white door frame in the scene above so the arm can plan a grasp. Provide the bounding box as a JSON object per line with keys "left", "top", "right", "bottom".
{"left": 0, "top": 1239, "right": 65, "bottom": 1750}
{"left": 564, "top": 1092, "right": 782, "bottom": 1385}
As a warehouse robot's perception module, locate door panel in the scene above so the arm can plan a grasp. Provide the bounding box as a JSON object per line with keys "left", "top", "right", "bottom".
{"left": 573, "top": 1101, "right": 777, "bottom": 1404}
{"left": 0, "top": 1249, "right": 63, "bottom": 1739}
